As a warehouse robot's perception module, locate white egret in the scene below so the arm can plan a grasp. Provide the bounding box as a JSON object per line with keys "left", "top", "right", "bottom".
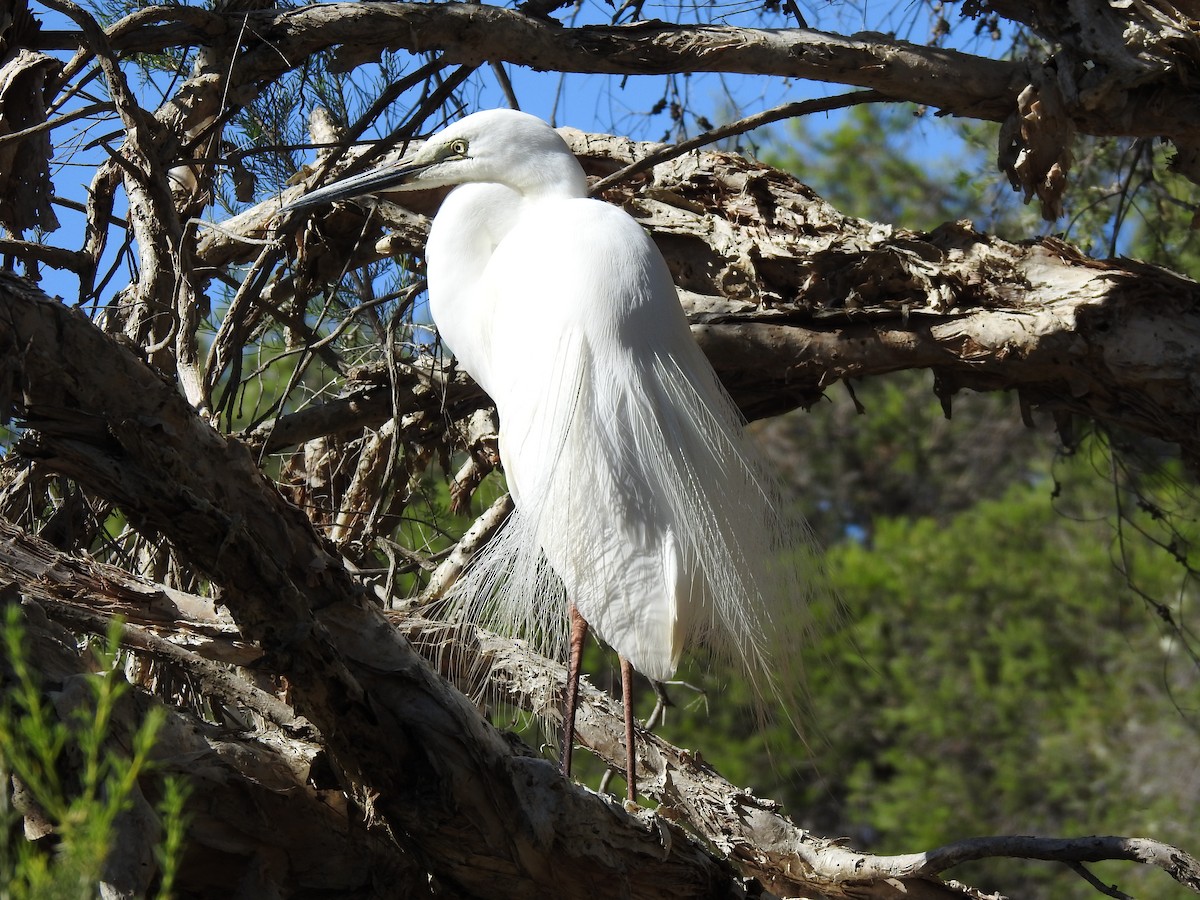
{"left": 288, "top": 109, "right": 819, "bottom": 802}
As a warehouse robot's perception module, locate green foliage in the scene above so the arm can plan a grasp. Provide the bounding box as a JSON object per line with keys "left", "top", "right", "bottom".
{"left": 754, "top": 371, "right": 1058, "bottom": 545}
{"left": 805, "top": 450, "right": 1197, "bottom": 898}
{"left": 1123, "top": 139, "right": 1200, "bottom": 280}
{"left": 0, "top": 608, "right": 189, "bottom": 900}
{"left": 650, "top": 436, "right": 1198, "bottom": 899}
{"left": 769, "top": 104, "right": 983, "bottom": 230}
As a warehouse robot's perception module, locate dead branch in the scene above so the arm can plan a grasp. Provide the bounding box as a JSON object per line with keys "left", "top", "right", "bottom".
{"left": 40, "top": 0, "right": 204, "bottom": 390}
{"left": 3, "top": 504, "right": 1196, "bottom": 899}
{"left": 30, "top": 1, "right": 1200, "bottom": 155}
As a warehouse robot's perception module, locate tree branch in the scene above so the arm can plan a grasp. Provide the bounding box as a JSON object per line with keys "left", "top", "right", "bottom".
{"left": 213, "top": 133, "right": 1200, "bottom": 466}
{"left": 33, "top": 2, "right": 1200, "bottom": 149}
{"left": 6, "top": 507, "right": 1196, "bottom": 899}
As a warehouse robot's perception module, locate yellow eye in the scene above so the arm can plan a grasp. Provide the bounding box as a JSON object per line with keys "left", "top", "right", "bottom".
{"left": 449, "top": 138, "right": 468, "bottom": 156}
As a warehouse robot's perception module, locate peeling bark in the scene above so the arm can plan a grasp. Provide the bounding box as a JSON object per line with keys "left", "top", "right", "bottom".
{"left": 211, "top": 134, "right": 1200, "bottom": 467}
{"left": 0, "top": 48, "right": 60, "bottom": 236}
{"left": 0, "top": 596, "right": 421, "bottom": 898}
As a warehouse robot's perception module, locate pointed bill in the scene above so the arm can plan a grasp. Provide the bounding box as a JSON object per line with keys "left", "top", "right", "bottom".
{"left": 283, "top": 157, "right": 435, "bottom": 212}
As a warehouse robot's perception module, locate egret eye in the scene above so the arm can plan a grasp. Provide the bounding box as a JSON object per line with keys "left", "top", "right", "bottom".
{"left": 449, "top": 138, "right": 468, "bottom": 156}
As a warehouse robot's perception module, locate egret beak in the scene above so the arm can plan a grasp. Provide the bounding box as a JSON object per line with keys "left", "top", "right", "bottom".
{"left": 284, "top": 158, "right": 434, "bottom": 212}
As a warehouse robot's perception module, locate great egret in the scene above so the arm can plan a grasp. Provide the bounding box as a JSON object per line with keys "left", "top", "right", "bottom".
{"left": 287, "top": 109, "right": 818, "bottom": 802}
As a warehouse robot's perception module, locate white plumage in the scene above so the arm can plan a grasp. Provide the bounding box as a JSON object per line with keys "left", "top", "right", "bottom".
{"left": 289, "top": 109, "right": 820, "bottom": 799}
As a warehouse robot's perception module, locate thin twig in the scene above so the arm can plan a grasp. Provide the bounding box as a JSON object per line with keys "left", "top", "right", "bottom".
{"left": 589, "top": 90, "right": 889, "bottom": 195}
{"left": 1066, "top": 861, "right": 1135, "bottom": 900}
{"left": 0, "top": 101, "right": 115, "bottom": 146}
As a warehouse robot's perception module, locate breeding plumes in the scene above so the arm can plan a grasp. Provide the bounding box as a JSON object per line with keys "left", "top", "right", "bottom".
{"left": 288, "top": 109, "right": 822, "bottom": 801}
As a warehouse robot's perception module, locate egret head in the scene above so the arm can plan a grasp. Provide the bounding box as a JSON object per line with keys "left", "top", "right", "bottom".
{"left": 287, "top": 109, "right": 588, "bottom": 211}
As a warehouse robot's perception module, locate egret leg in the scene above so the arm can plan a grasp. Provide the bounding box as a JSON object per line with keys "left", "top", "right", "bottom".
{"left": 619, "top": 655, "right": 636, "bottom": 803}
{"left": 599, "top": 678, "right": 669, "bottom": 795}
{"left": 562, "top": 604, "right": 589, "bottom": 779}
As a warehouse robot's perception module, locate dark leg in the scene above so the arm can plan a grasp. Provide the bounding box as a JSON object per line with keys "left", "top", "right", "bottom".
{"left": 562, "top": 603, "right": 589, "bottom": 779}
{"left": 619, "top": 655, "right": 636, "bottom": 803}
